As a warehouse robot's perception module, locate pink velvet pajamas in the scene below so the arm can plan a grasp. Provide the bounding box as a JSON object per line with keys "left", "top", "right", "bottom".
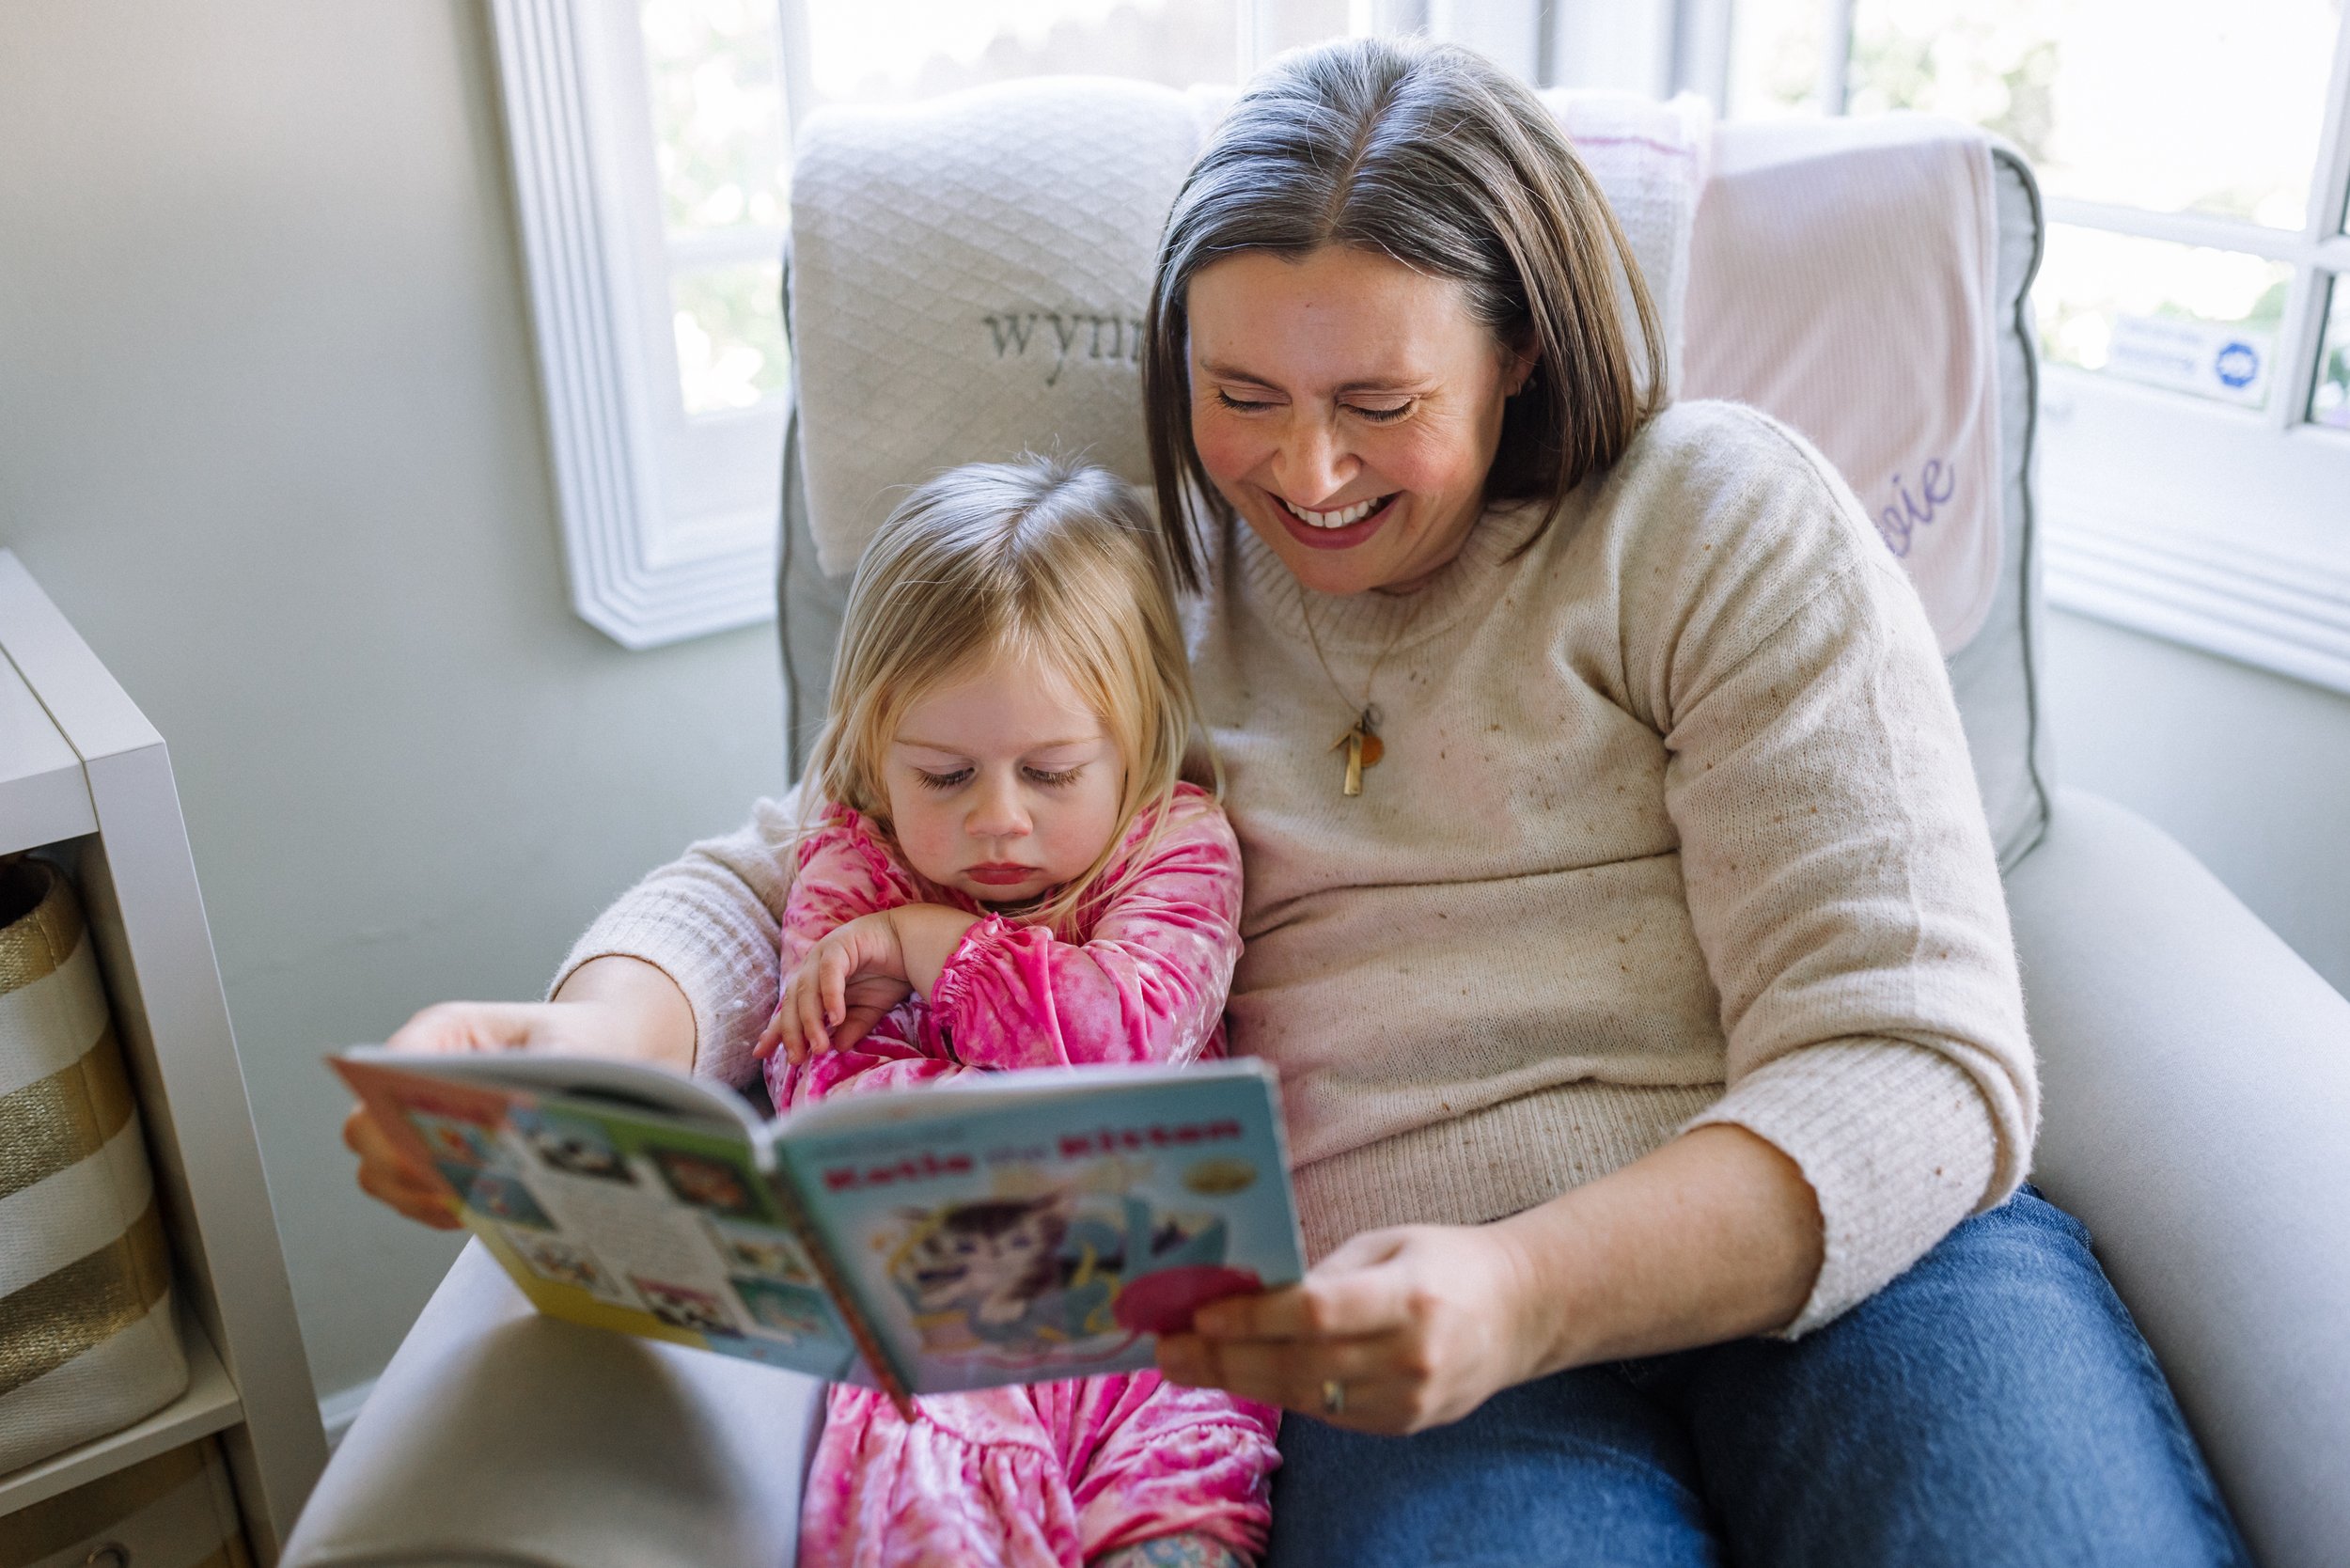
{"left": 766, "top": 784, "right": 1279, "bottom": 1568}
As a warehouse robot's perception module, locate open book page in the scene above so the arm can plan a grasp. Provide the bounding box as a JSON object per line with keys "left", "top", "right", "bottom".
{"left": 769, "top": 1059, "right": 1305, "bottom": 1395}
{"left": 334, "top": 1052, "right": 863, "bottom": 1381}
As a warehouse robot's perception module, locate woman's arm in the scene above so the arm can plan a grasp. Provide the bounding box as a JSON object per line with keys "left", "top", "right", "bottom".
{"left": 555, "top": 792, "right": 809, "bottom": 1088}
{"left": 1159, "top": 1121, "right": 1820, "bottom": 1432}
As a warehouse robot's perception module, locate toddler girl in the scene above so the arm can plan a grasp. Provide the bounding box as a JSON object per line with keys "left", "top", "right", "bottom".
{"left": 752, "top": 457, "right": 1277, "bottom": 1568}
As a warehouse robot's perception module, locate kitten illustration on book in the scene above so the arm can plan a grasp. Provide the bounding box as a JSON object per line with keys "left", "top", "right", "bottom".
{"left": 886, "top": 1192, "right": 1245, "bottom": 1359}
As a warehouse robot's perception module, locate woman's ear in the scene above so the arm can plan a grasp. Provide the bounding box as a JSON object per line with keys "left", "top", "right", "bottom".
{"left": 1502, "top": 333, "right": 1541, "bottom": 397}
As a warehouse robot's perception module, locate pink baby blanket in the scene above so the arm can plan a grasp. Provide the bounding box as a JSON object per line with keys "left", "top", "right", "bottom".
{"left": 1683, "top": 119, "right": 2005, "bottom": 653}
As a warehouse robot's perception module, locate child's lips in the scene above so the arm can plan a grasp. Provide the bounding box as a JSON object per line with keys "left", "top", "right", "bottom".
{"left": 965, "top": 863, "right": 1042, "bottom": 886}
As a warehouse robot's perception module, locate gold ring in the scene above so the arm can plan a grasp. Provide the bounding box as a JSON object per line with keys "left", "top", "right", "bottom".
{"left": 1320, "top": 1377, "right": 1345, "bottom": 1416}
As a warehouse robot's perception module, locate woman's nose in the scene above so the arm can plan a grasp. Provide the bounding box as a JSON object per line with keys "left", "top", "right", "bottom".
{"left": 1273, "top": 417, "right": 1353, "bottom": 505}
{"left": 965, "top": 773, "right": 1031, "bottom": 839}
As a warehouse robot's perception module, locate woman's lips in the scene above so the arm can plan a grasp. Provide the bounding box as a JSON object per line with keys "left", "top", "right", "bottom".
{"left": 964, "top": 863, "right": 1042, "bottom": 886}
{"left": 1269, "top": 491, "right": 1400, "bottom": 552}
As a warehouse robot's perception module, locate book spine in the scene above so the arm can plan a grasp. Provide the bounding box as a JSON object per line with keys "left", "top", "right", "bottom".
{"left": 763, "top": 1152, "right": 916, "bottom": 1419}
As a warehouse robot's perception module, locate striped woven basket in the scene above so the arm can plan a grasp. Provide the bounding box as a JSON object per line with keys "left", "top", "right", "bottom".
{"left": 0, "top": 856, "right": 186, "bottom": 1476}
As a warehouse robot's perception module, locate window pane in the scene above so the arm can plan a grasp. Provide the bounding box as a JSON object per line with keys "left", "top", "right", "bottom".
{"left": 1255, "top": 0, "right": 1355, "bottom": 62}
{"left": 1728, "top": 0, "right": 1827, "bottom": 118}
{"left": 2034, "top": 226, "right": 2291, "bottom": 408}
{"left": 1848, "top": 0, "right": 2339, "bottom": 229}
{"left": 804, "top": 0, "right": 1243, "bottom": 105}
{"left": 640, "top": 0, "right": 791, "bottom": 239}
{"left": 2314, "top": 277, "right": 2350, "bottom": 431}
{"left": 672, "top": 262, "right": 789, "bottom": 414}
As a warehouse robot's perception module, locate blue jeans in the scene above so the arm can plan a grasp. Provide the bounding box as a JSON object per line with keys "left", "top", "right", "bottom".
{"left": 1265, "top": 1188, "right": 2248, "bottom": 1567}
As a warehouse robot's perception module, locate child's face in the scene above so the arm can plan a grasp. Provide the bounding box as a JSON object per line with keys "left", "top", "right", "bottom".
{"left": 885, "top": 648, "right": 1126, "bottom": 906}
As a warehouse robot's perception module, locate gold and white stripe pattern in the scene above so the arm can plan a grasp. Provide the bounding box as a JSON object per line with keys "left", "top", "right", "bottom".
{"left": 0, "top": 857, "right": 187, "bottom": 1475}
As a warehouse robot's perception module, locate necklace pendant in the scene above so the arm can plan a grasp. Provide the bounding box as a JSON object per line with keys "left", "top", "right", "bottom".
{"left": 1331, "top": 713, "right": 1383, "bottom": 798}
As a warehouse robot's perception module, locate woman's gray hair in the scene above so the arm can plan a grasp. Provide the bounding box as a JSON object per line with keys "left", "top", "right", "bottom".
{"left": 1142, "top": 35, "right": 1665, "bottom": 588}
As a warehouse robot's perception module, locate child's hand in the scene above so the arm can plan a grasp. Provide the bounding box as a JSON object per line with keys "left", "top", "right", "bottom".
{"left": 758, "top": 912, "right": 915, "bottom": 1065}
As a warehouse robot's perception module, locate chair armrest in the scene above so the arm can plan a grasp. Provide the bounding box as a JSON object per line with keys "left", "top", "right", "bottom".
{"left": 2005, "top": 789, "right": 2350, "bottom": 1568}
{"left": 282, "top": 1240, "right": 824, "bottom": 1568}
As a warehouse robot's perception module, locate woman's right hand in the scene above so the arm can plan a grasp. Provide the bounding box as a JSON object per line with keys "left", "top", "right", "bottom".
{"left": 345, "top": 957, "right": 697, "bottom": 1228}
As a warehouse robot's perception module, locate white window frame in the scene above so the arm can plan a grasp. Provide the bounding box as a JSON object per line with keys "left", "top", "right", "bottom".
{"left": 491, "top": 0, "right": 800, "bottom": 651}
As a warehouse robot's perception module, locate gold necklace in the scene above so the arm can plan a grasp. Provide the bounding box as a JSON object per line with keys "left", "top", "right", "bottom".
{"left": 1298, "top": 593, "right": 1426, "bottom": 798}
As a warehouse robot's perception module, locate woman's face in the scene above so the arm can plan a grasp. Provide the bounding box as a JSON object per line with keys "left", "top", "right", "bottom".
{"left": 1187, "top": 245, "right": 1532, "bottom": 597}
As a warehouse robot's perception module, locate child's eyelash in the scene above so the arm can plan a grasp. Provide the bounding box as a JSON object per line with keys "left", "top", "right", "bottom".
{"left": 912, "top": 765, "right": 1081, "bottom": 789}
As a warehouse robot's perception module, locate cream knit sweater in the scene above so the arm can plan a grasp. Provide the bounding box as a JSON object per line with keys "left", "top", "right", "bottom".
{"left": 562, "top": 400, "right": 2035, "bottom": 1334}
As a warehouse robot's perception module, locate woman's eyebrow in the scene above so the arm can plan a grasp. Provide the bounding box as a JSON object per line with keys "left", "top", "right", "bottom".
{"left": 1198, "top": 359, "right": 1425, "bottom": 396}
{"left": 1197, "top": 360, "right": 1279, "bottom": 387}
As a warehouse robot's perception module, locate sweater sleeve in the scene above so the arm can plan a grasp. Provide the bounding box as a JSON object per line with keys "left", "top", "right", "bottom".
{"left": 1628, "top": 413, "right": 2036, "bottom": 1335}
{"left": 552, "top": 789, "right": 803, "bottom": 1090}
{"left": 926, "top": 792, "right": 1244, "bottom": 1072}
{"left": 776, "top": 808, "right": 921, "bottom": 971}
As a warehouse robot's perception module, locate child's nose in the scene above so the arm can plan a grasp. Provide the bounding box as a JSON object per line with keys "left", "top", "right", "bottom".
{"left": 966, "top": 774, "right": 1031, "bottom": 839}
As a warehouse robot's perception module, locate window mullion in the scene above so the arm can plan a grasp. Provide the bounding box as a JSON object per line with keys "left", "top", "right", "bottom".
{"left": 2044, "top": 197, "right": 2304, "bottom": 262}
{"left": 2305, "top": 5, "right": 2350, "bottom": 239}
{"left": 2270, "top": 13, "right": 2350, "bottom": 431}
{"left": 2269, "top": 266, "right": 2326, "bottom": 431}
{"left": 1817, "top": 0, "right": 1855, "bottom": 115}
{"left": 773, "top": 0, "right": 816, "bottom": 136}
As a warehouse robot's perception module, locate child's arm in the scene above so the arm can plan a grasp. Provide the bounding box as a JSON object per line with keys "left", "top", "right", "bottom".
{"left": 759, "top": 811, "right": 923, "bottom": 1063}
{"left": 926, "top": 791, "right": 1244, "bottom": 1071}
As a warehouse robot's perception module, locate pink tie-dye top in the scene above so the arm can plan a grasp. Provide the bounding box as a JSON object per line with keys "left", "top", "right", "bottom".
{"left": 766, "top": 783, "right": 1278, "bottom": 1568}
{"left": 765, "top": 781, "right": 1244, "bottom": 1108}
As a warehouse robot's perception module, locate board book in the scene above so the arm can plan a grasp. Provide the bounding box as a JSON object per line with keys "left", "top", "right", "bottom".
{"left": 333, "top": 1050, "right": 1305, "bottom": 1412}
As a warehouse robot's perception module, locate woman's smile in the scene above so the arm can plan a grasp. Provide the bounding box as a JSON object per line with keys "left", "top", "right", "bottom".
{"left": 1269, "top": 490, "right": 1403, "bottom": 551}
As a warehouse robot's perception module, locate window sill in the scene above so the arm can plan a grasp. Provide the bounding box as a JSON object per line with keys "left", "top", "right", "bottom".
{"left": 2044, "top": 511, "right": 2350, "bottom": 697}
{"left": 2036, "top": 364, "right": 2350, "bottom": 697}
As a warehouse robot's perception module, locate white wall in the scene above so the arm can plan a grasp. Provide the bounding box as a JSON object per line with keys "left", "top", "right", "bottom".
{"left": 0, "top": 5, "right": 786, "bottom": 1404}
{"left": 2044, "top": 610, "right": 2350, "bottom": 997}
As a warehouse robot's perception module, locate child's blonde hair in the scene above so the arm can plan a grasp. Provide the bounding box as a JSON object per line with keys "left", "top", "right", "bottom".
{"left": 804, "top": 455, "right": 1210, "bottom": 930}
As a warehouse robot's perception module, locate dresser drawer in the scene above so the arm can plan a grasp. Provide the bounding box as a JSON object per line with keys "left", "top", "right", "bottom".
{"left": 0, "top": 1439, "right": 249, "bottom": 1568}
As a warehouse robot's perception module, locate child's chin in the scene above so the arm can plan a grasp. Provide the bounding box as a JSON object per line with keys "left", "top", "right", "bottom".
{"left": 966, "top": 878, "right": 1054, "bottom": 908}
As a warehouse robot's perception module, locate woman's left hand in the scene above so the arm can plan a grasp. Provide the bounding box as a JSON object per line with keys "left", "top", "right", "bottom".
{"left": 1154, "top": 1221, "right": 1543, "bottom": 1435}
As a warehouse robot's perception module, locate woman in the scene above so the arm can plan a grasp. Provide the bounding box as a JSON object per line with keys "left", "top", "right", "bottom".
{"left": 352, "top": 38, "right": 2245, "bottom": 1568}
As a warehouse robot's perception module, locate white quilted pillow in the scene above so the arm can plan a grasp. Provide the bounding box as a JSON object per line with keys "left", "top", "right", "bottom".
{"left": 788, "top": 76, "right": 1709, "bottom": 576}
